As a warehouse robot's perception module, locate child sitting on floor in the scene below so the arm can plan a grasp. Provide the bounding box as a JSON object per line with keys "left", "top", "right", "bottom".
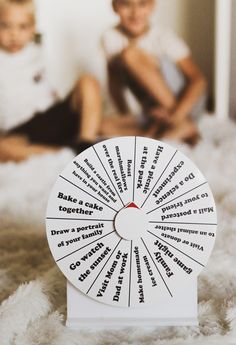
{"left": 101, "top": 0, "right": 207, "bottom": 143}
{"left": 0, "top": 0, "right": 101, "bottom": 162}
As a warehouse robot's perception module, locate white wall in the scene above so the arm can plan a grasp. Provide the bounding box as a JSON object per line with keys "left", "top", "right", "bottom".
{"left": 156, "top": 0, "right": 215, "bottom": 103}
{"left": 35, "top": 0, "right": 215, "bottom": 101}
{"left": 35, "top": 0, "right": 117, "bottom": 95}
{"left": 230, "top": 0, "right": 236, "bottom": 118}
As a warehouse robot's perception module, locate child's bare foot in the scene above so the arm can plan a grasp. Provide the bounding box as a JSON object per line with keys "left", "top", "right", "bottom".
{"left": 161, "top": 119, "right": 200, "bottom": 146}
{"left": 0, "top": 135, "right": 59, "bottom": 163}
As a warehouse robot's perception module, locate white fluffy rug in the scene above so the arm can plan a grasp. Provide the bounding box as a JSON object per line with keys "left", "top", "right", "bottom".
{"left": 1, "top": 115, "right": 236, "bottom": 345}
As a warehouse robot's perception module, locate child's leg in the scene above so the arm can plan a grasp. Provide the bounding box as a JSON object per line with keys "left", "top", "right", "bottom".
{"left": 121, "top": 46, "right": 177, "bottom": 111}
{"left": 0, "top": 136, "right": 59, "bottom": 163}
{"left": 2, "top": 75, "right": 102, "bottom": 162}
{"left": 71, "top": 75, "right": 102, "bottom": 143}
{"left": 107, "top": 57, "right": 130, "bottom": 113}
{"left": 121, "top": 48, "right": 201, "bottom": 143}
{"left": 100, "top": 115, "right": 144, "bottom": 137}
{"left": 100, "top": 115, "right": 160, "bottom": 138}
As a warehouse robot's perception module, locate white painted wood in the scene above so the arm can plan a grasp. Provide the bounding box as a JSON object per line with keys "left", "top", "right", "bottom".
{"left": 66, "top": 281, "right": 198, "bottom": 330}
{"left": 215, "top": 0, "right": 232, "bottom": 120}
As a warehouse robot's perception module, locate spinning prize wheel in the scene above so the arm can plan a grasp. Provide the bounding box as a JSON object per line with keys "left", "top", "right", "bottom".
{"left": 46, "top": 137, "right": 217, "bottom": 308}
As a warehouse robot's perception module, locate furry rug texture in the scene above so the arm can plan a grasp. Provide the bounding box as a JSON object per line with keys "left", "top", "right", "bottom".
{"left": 0, "top": 115, "right": 236, "bottom": 345}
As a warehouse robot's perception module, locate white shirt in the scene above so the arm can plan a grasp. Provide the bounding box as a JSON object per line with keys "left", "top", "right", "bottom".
{"left": 0, "top": 42, "right": 57, "bottom": 132}
{"left": 102, "top": 24, "right": 191, "bottom": 63}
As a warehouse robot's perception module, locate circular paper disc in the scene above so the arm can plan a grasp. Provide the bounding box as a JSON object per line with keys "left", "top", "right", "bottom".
{"left": 46, "top": 137, "right": 217, "bottom": 308}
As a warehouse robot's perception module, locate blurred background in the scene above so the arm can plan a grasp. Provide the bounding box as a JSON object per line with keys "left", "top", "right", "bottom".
{"left": 1, "top": 2, "right": 236, "bottom": 339}
{"left": 230, "top": 0, "right": 236, "bottom": 119}
{"left": 34, "top": 0, "right": 235, "bottom": 120}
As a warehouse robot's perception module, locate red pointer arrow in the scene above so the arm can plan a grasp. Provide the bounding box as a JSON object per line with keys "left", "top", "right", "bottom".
{"left": 126, "top": 202, "right": 139, "bottom": 209}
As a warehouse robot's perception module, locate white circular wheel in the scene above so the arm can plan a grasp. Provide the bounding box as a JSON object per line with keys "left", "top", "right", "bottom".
{"left": 46, "top": 137, "right": 217, "bottom": 308}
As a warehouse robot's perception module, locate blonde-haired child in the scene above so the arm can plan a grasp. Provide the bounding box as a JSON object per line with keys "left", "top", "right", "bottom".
{"left": 0, "top": 0, "right": 101, "bottom": 161}
{"left": 101, "top": 0, "right": 207, "bottom": 143}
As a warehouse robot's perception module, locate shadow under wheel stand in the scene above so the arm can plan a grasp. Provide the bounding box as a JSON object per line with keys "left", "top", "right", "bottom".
{"left": 46, "top": 136, "right": 217, "bottom": 330}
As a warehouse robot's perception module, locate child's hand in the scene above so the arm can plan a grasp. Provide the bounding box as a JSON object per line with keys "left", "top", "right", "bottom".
{"left": 168, "top": 110, "right": 188, "bottom": 127}
{"left": 150, "top": 106, "right": 172, "bottom": 125}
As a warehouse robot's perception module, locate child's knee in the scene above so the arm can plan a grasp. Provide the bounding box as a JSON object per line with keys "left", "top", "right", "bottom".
{"left": 77, "top": 74, "right": 100, "bottom": 94}
{"left": 121, "top": 46, "right": 139, "bottom": 66}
